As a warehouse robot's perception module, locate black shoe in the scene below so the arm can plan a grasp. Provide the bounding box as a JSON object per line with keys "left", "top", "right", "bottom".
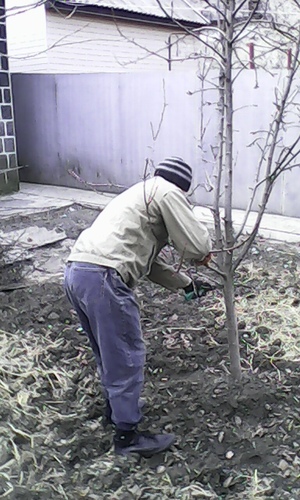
{"left": 103, "top": 399, "right": 146, "bottom": 427}
{"left": 114, "top": 430, "right": 176, "bottom": 457}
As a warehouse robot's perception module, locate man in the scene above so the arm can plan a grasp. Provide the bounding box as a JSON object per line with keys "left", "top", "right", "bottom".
{"left": 64, "top": 157, "right": 212, "bottom": 457}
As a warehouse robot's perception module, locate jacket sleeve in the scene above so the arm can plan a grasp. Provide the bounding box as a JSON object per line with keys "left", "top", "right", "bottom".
{"left": 146, "top": 255, "right": 191, "bottom": 291}
{"left": 159, "top": 189, "right": 212, "bottom": 261}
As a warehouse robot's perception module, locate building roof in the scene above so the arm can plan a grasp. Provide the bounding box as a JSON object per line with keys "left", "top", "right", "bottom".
{"left": 54, "top": 0, "right": 210, "bottom": 24}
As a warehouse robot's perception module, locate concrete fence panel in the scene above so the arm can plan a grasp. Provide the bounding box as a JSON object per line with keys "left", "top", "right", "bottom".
{"left": 12, "top": 71, "right": 300, "bottom": 217}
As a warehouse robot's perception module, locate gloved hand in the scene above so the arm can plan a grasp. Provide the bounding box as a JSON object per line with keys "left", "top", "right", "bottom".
{"left": 184, "top": 279, "right": 215, "bottom": 302}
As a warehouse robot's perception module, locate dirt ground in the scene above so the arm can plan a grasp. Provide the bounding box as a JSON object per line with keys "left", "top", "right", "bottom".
{"left": 0, "top": 204, "right": 300, "bottom": 499}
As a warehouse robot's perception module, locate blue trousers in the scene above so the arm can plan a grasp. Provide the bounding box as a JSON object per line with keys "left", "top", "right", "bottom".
{"left": 64, "top": 262, "right": 145, "bottom": 430}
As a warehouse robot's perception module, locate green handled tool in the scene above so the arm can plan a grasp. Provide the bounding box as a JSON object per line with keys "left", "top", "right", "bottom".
{"left": 184, "top": 280, "right": 218, "bottom": 302}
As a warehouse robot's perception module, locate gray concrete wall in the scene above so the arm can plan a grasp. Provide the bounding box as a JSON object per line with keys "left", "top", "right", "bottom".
{"left": 0, "top": 0, "right": 18, "bottom": 195}
{"left": 11, "top": 71, "right": 300, "bottom": 217}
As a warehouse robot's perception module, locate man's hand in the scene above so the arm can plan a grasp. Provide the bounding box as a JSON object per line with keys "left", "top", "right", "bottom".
{"left": 184, "top": 279, "right": 215, "bottom": 302}
{"left": 194, "top": 253, "right": 212, "bottom": 267}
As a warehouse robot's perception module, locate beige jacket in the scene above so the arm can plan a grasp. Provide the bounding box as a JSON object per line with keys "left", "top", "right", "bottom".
{"left": 68, "top": 176, "right": 212, "bottom": 290}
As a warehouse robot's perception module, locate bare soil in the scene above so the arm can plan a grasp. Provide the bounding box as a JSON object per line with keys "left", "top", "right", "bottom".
{"left": 0, "top": 205, "right": 299, "bottom": 499}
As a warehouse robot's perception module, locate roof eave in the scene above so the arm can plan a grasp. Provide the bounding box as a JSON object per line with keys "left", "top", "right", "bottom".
{"left": 46, "top": 0, "right": 210, "bottom": 29}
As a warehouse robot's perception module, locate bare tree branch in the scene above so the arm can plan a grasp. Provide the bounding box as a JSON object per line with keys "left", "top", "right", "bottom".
{"left": 232, "top": 0, "right": 264, "bottom": 44}
{"left": 233, "top": 0, "right": 251, "bottom": 17}
{"left": 68, "top": 169, "right": 125, "bottom": 192}
{"left": 150, "top": 80, "right": 168, "bottom": 141}
{"left": 233, "top": 30, "right": 300, "bottom": 270}
{"left": 154, "top": 0, "right": 227, "bottom": 62}
{"left": 205, "top": 0, "right": 229, "bottom": 24}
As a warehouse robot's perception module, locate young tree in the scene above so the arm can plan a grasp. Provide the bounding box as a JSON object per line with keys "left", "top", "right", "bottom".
{"left": 153, "top": 0, "right": 300, "bottom": 380}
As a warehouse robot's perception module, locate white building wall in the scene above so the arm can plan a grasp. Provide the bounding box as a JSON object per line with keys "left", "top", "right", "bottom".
{"left": 6, "top": 0, "right": 48, "bottom": 72}
{"left": 6, "top": 0, "right": 299, "bottom": 74}
{"left": 46, "top": 11, "right": 199, "bottom": 73}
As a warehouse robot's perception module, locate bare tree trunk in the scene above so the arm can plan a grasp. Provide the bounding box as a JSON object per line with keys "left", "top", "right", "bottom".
{"left": 223, "top": 274, "right": 241, "bottom": 380}
{"left": 213, "top": 69, "right": 225, "bottom": 270}
{"left": 213, "top": 13, "right": 225, "bottom": 271}
{"left": 222, "top": 0, "right": 242, "bottom": 380}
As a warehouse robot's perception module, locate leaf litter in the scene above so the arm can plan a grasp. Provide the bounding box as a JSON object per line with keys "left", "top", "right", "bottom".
{"left": 0, "top": 205, "right": 299, "bottom": 499}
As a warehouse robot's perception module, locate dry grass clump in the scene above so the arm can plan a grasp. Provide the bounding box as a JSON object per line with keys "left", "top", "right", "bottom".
{"left": 0, "top": 327, "right": 75, "bottom": 498}
{"left": 236, "top": 261, "right": 300, "bottom": 367}
{"left": 202, "top": 254, "right": 300, "bottom": 369}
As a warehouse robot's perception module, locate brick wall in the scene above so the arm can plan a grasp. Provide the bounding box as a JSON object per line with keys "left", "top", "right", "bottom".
{"left": 0, "top": 0, "right": 18, "bottom": 194}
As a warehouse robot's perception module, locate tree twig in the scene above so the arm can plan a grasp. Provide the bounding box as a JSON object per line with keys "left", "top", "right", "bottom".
{"left": 67, "top": 169, "right": 125, "bottom": 192}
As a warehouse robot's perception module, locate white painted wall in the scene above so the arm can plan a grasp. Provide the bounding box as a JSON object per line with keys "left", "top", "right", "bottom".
{"left": 45, "top": 11, "right": 199, "bottom": 73}
{"left": 6, "top": 2, "right": 201, "bottom": 74}
{"left": 7, "top": 0, "right": 298, "bottom": 74}
{"left": 6, "top": 0, "right": 48, "bottom": 72}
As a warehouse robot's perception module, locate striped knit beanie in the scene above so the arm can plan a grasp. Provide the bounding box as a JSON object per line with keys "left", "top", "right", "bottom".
{"left": 154, "top": 157, "right": 193, "bottom": 192}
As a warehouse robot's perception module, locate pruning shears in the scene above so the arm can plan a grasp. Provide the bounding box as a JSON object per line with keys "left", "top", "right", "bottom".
{"left": 184, "top": 280, "right": 221, "bottom": 302}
